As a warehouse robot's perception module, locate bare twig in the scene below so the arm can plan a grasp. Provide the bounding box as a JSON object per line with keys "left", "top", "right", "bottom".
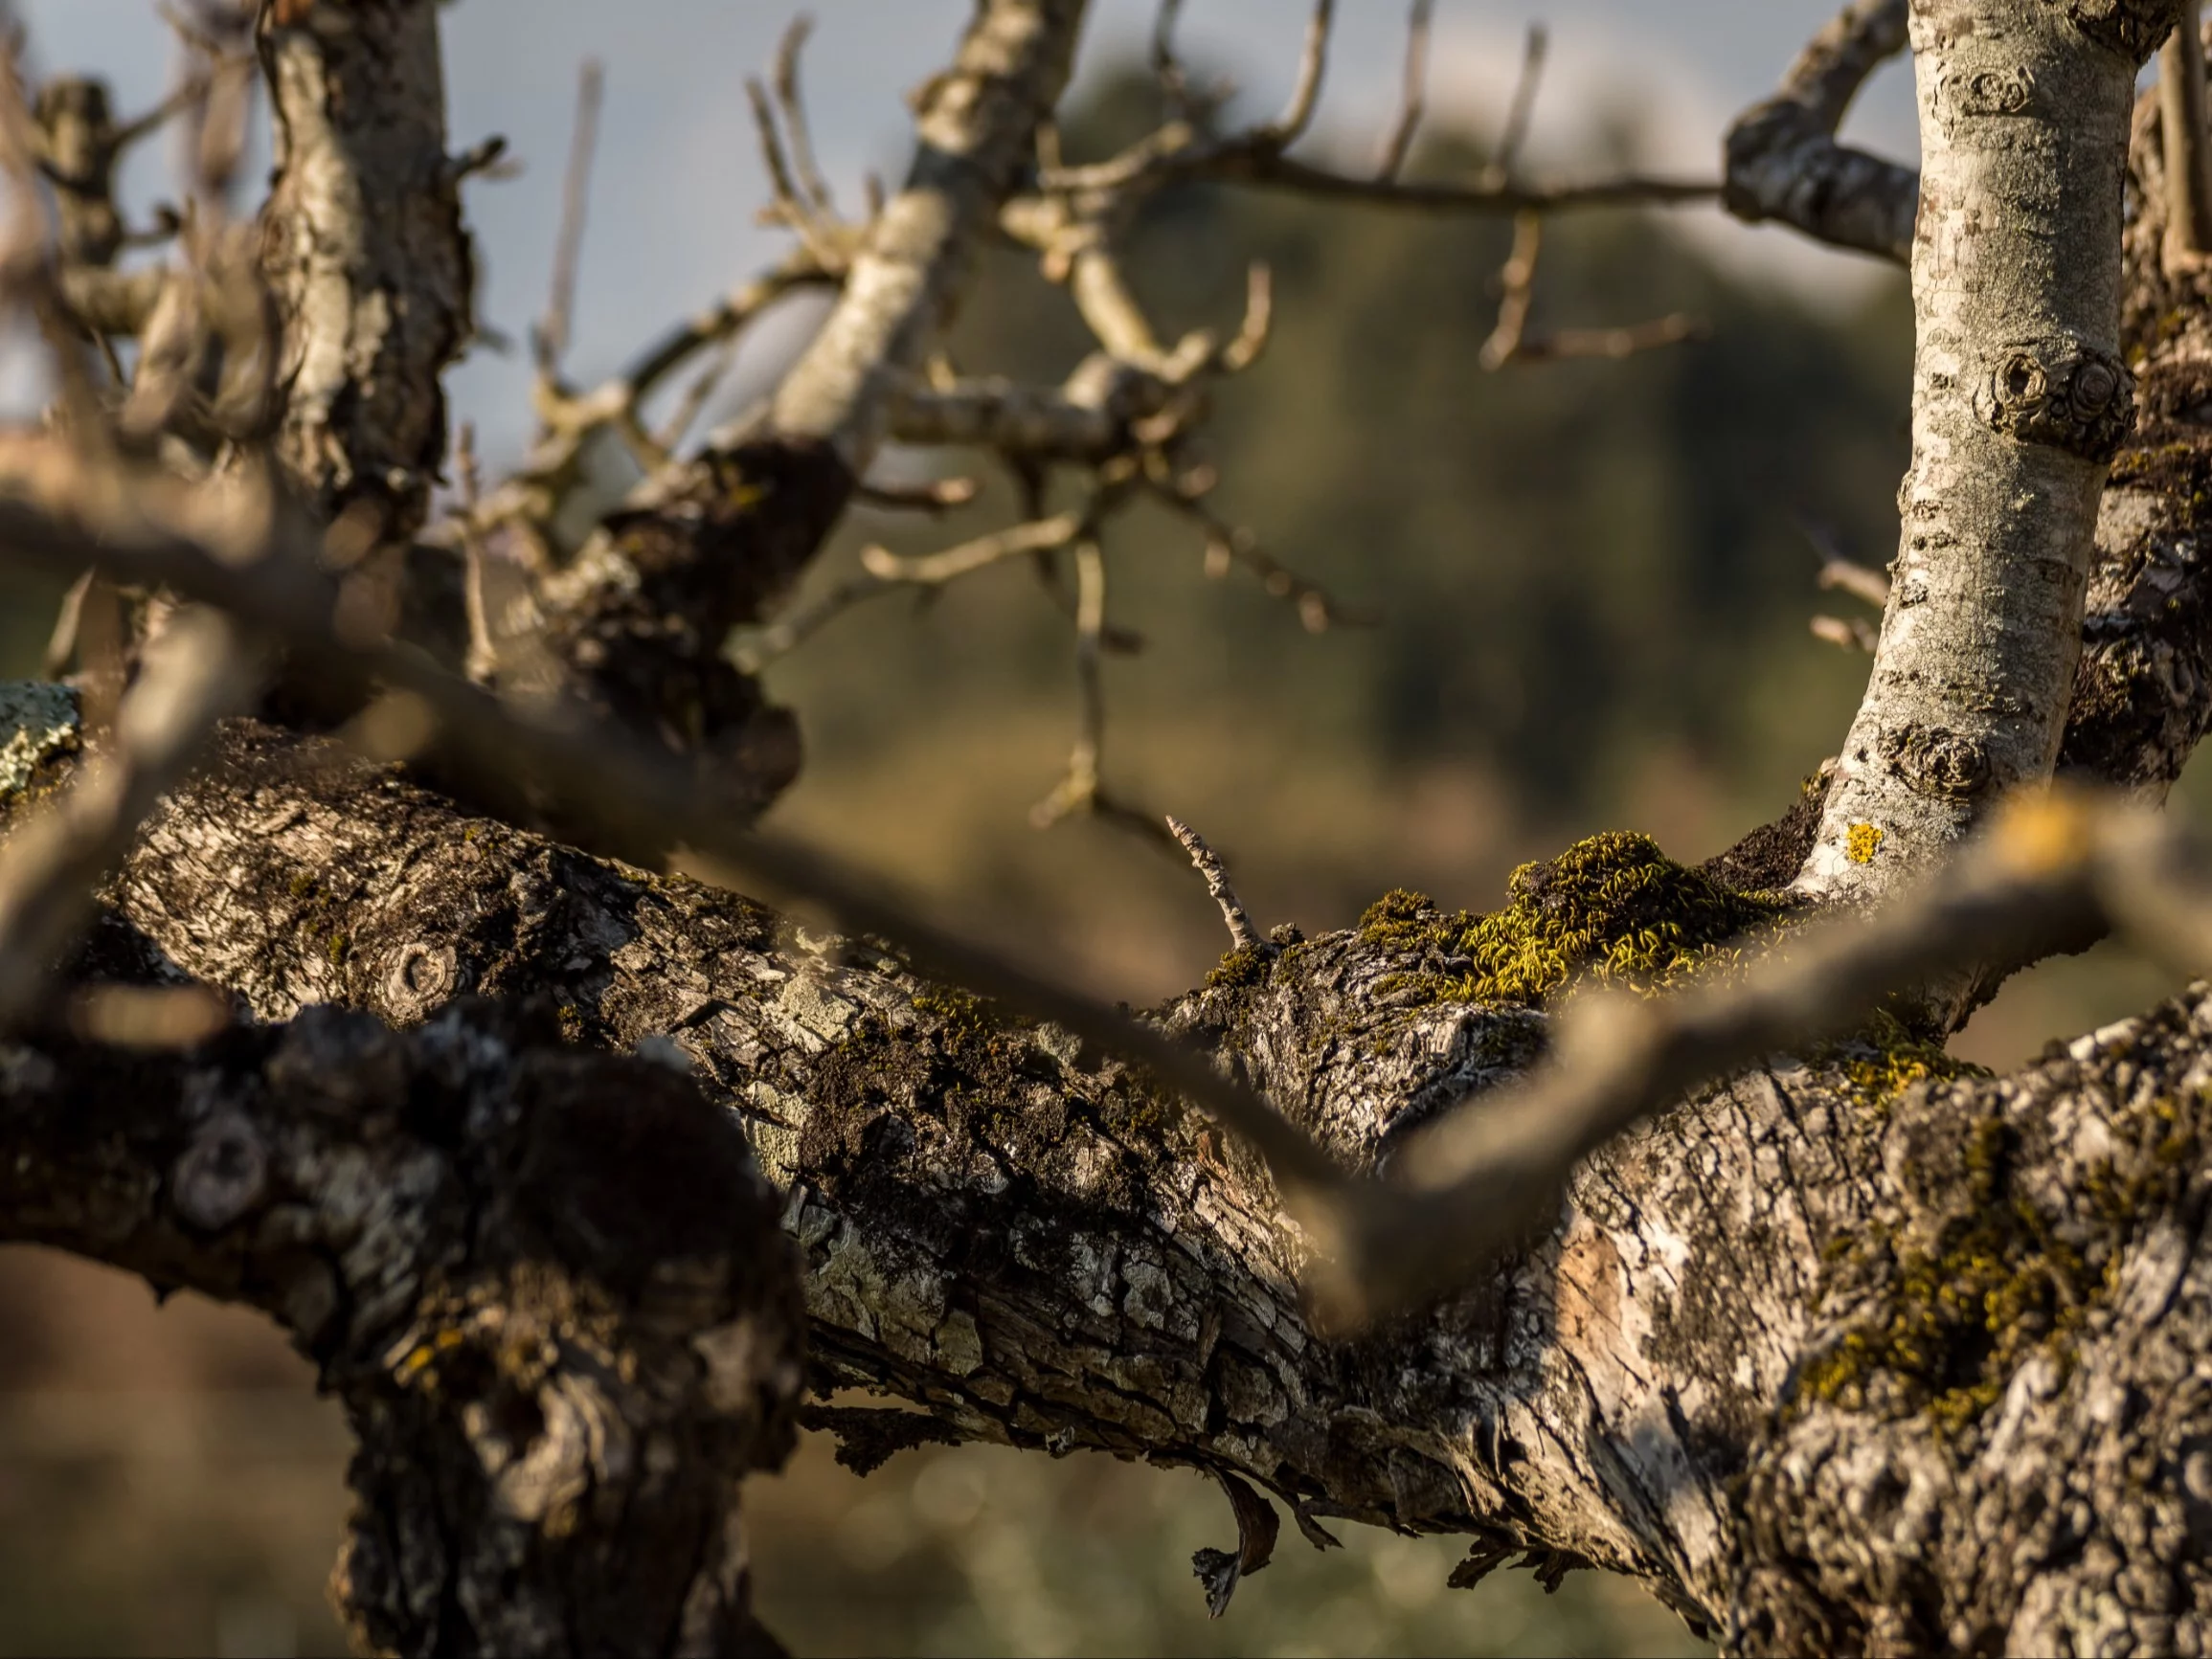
{"left": 1478, "top": 211, "right": 1703, "bottom": 370}
{"left": 1373, "top": 0, "right": 1435, "bottom": 183}
{"left": 730, "top": 510, "right": 1085, "bottom": 672}
{"left": 1817, "top": 557, "right": 1890, "bottom": 609}
{"left": 772, "top": 15, "right": 837, "bottom": 216}
{"left": 535, "top": 58, "right": 603, "bottom": 377}
{"left": 1167, "top": 815, "right": 1261, "bottom": 951}
{"left": 1482, "top": 23, "right": 1548, "bottom": 189}
{"left": 1250, "top": 0, "right": 1335, "bottom": 150}
{"left": 1811, "top": 614, "right": 1878, "bottom": 653}
{"left": 0, "top": 606, "right": 256, "bottom": 1023}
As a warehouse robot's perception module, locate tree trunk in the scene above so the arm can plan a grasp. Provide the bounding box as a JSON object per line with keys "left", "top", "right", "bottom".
{"left": 1801, "top": 0, "right": 2180, "bottom": 909}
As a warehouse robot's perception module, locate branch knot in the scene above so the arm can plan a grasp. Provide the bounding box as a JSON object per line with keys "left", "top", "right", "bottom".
{"left": 1975, "top": 339, "right": 2136, "bottom": 462}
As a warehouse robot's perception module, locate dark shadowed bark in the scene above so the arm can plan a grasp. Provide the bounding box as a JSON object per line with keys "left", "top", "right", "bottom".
{"left": 0, "top": 967, "right": 802, "bottom": 1656}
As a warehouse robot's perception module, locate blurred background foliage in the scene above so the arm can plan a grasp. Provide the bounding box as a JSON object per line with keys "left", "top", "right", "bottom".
{"left": 0, "top": 61, "right": 2200, "bottom": 1659}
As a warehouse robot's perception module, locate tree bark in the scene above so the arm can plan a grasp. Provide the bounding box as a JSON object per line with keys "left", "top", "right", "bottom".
{"left": 0, "top": 707, "right": 2183, "bottom": 1649}
{"left": 1800, "top": 0, "right": 2181, "bottom": 909}
{"left": 258, "top": 0, "right": 474, "bottom": 548}
{"left": 0, "top": 973, "right": 803, "bottom": 1656}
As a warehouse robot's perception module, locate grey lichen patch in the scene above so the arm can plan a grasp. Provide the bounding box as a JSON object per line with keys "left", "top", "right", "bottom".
{"left": 0, "top": 680, "right": 79, "bottom": 800}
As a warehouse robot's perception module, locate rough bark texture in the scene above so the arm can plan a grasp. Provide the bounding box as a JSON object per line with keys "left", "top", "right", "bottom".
{"left": 1800, "top": 0, "right": 2181, "bottom": 906}
{"left": 0, "top": 965, "right": 803, "bottom": 1656}
{"left": 5, "top": 708, "right": 2187, "bottom": 1650}
{"left": 2061, "top": 67, "right": 2212, "bottom": 800}
{"left": 523, "top": 0, "right": 1088, "bottom": 812}
{"left": 258, "top": 0, "right": 473, "bottom": 546}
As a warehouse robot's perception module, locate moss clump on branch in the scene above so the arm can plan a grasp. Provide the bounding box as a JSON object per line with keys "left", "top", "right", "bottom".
{"left": 1357, "top": 830, "right": 1789, "bottom": 1010}
{"left": 1820, "top": 1008, "right": 1989, "bottom": 1110}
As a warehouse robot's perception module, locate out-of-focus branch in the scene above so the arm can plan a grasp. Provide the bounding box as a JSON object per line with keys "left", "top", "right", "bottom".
{"left": 1372, "top": 0, "right": 1435, "bottom": 183}
{"left": 2161, "top": 2, "right": 2212, "bottom": 264}
{"left": 731, "top": 509, "right": 1085, "bottom": 671}
{"left": 1722, "top": 0, "right": 1916, "bottom": 263}
{"left": 258, "top": 0, "right": 474, "bottom": 544}
{"left": 1478, "top": 211, "right": 1704, "bottom": 370}
{"left": 0, "top": 607, "right": 255, "bottom": 1023}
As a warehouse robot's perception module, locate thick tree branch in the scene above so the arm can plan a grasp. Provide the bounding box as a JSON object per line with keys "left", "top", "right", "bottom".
{"left": 54, "top": 712, "right": 2212, "bottom": 1650}
{"left": 1722, "top": 0, "right": 1917, "bottom": 263}
{"left": 518, "top": 0, "right": 1088, "bottom": 810}
{"left": 0, "top": 991, "right": 802, "bottom": 1656}
{"left": 1796, "top": 0, "right": 2181, "bottom": 932}
{"left": 258, "top": 0, "right": 475, "bottom": 546}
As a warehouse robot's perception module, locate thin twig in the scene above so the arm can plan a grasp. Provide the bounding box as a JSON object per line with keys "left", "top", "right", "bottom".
{"left": 1375, "top": 0, "right": 1436, "bottom": 182}
{"left": 1167, "top": 816, "right": 1261, "bottom": 950}
{"left": 536, "top": 57, "right": 603, "bottom": 376}
{"left": 772, "top": 15, "right": 837, "bottom": 215}
{"left": 731, "top": 511, "right": 1084, "bottom": 672}
{"left": 1482, "top": 23, "right": 1547, "bottom": 188}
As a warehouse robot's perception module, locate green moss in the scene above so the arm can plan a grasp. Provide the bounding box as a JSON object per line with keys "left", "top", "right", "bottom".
{"left": 913, "top": 985, "right": 997, "bottom": 1039}
{"left": 1355, "top": 831, "right": 1789, "bottom": 1010}
{"left": 1205, "top": 944, "right": 1275, "bottom": 990}
{"left": 1795, "top": 1116, "right": 2088, "bottom": 1433}
{"left": 1821, "top": 1008, "right": 1990, "bottom": 1110}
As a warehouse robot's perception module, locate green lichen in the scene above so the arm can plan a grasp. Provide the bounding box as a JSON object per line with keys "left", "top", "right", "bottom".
{"left": 1356, "top": 830, "right": 1789, "bottom": 1010}
{"left": 1794, "top": 1125, "right": 2091, "bottom": 1436}
{"left": 1798, "top": 1064, "right": 2207, "bottom": 1436}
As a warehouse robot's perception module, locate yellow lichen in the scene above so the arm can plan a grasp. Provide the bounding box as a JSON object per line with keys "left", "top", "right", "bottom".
{"left": 1845, "top": 822, "right": 1885, "bottom": 864}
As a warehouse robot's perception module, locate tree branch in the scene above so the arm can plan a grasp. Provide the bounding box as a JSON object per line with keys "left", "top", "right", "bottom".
{"left": 1722, "top": 0, "right": 1917, "bottom": 262}
{"left": 257, "top": 0, "right": 475, "bottom": 545}
{"left": 0, "top": 991, "right": 802, "bottom": 1655}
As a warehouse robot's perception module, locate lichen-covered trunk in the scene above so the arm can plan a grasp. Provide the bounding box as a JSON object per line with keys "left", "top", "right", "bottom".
{"left": 28, "top": 707, "right": 2210, "bottom": 1653}
{"left": 1800, "top": 0, "right": 2178, "bottom": 907}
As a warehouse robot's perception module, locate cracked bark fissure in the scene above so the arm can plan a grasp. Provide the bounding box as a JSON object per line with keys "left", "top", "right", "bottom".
{"left": 1800, "top": 0, "right": 2184, "bottom": 911}
{"left": 17, "top": 712, "right": 2208, "bottom": 1650}
{"left": 523, "top": 0, "right": 1087, "bottom": 808}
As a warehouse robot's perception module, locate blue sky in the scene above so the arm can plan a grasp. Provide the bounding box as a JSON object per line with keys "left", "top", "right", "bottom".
{"left": 11, "top": 1, "right": 1917, "bottom": 454}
